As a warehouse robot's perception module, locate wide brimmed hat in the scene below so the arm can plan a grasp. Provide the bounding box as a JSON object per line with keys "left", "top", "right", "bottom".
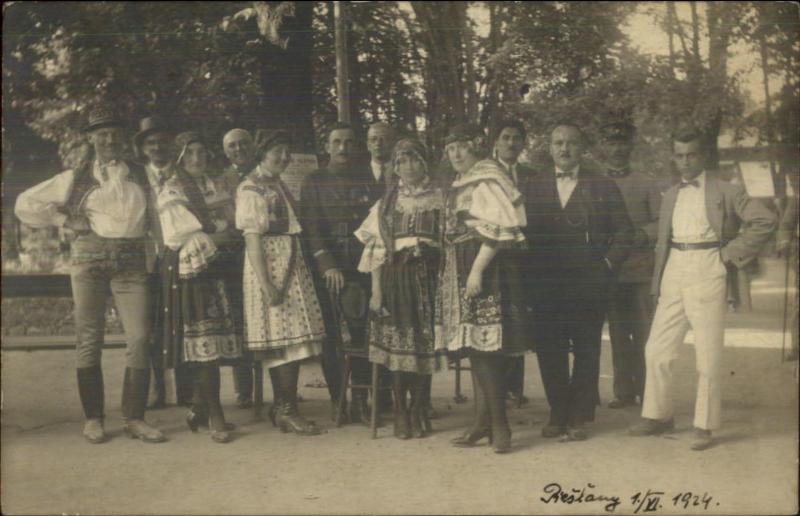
{"left": 134, "top": 116, "right": 172, "bottom": 149}
{"left": 83, "top": 104, "right": 126, "bottom": 133}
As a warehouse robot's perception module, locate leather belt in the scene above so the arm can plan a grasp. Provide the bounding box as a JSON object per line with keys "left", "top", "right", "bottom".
{"left": 670, "top": 241, "right": 720, "bottom": 251}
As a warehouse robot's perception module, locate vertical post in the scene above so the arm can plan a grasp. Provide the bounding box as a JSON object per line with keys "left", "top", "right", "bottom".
{"left": 758, "top": 22, "right": 779, "bottom": 194}
{"left": 334, "top": 1, "right": 351, "bottom": 124}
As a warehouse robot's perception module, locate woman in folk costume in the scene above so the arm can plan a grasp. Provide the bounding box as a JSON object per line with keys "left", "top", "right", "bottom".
{"left": 435, "top": 123, "right": 528, "bottom": 454}
{"left": 236, "top": 130, "right": 326, "bottom": 436}
{"left": 355, "top": 138, "right": 446, "bottom": 439}
{"left": 159, "top": 131, "right": 242, "bottom": 443}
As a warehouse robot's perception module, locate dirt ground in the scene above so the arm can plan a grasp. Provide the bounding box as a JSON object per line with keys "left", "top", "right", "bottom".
{"left": 2, "top": 259, "right": 798, "bottom": 515}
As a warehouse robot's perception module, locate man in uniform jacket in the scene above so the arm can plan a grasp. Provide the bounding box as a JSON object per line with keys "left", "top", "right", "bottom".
{"left": 630, "top": 127, "right": 776, "bottom": 450}
{"left": 219, "top": 128, "right": 256, "bottom": 409}
{"left": 520, "top": 122, "right": 634, "bottom": 441}
{"left": 14, "top": 104, "right": 165, "bottom": 444}
{"left": 134, "top": 115, "right": 193, "bottom": 409}
{"left": 598, "top": 118, "right": 664, "bottom": 409}
{"left": 300, "top": 122, "right": 377, "bottom": 424}
{"left": 491, "top": 118, "right": 536, "bottom": 405}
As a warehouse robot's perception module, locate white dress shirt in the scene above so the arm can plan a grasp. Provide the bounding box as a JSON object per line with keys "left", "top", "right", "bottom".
{"left": 555, "top": 165, "right": 580, "bottom": 208}
{"left": 671, "top": 171, "right": 718, "bottom": 244}
{"left": 15, "top": 161, "right": 147, "bottom": 238}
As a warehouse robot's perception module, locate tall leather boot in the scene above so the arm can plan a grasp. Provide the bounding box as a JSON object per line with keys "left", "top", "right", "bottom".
{"left": 77, "top": 365, "right": 106, "bottom": 444}
{"left": 421, "top": 374, "right": 438, "bottom": 421}
{"left": 275, "top": 362, "right": 322, "bottom": 436}
{"left": 195, "top": 365, "right": 232, "bottom": 443}
{"left": 122, "top": 367, "right": 166, "bottom": 443}
{"left": 451, "top": 357, "right": 491, "bottom": 447}
{"left": 408, "top": 373, "right": 429, "bottom": 438}
{"left": 392, "top": 372, "right": 410, "bottom": 439}
{"left": 268, "top": 366, "right": 282, "bottom": 427}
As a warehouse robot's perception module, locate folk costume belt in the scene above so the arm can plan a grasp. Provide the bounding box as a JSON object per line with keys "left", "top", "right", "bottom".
{"left": 670, "top": 241, "right": 720, "bottom": 251}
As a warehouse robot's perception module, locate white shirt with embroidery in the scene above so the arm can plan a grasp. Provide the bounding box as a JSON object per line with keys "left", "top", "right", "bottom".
{"left": 14, "top": 161, "right": 147, "bottom": 238}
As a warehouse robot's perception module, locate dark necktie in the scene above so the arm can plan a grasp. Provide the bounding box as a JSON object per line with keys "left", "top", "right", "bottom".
{"left": 679, "top": 179, "right": 700, "bottom": 189}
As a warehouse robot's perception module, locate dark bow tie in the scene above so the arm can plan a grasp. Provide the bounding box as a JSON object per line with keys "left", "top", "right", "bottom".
{"left": 555, "top": 172, "right": 575, "bottom": 180}
{"left": 607, "top": 168, "right": 630, "bottom": 178}
{"left": 679, "top": 179, "right": 700, "bottom": 189}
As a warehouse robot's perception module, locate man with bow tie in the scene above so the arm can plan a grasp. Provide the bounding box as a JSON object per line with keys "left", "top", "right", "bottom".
{"left": 134, "top": 116, "right": 193, "bottom": 410}
{"left": 520, "top": 122, "right": 634, "bottom": 441}
{"left": 630, "top": 127, "right": 776, "bottom": 450}
{"left": 366, "top": 122, "right": 396, "bottom": 200}
{"left": 15, "top": 104, "right": 165, "bottom": 444}
{"left": 598, "top": 118, "right": 664, "bottom": 410}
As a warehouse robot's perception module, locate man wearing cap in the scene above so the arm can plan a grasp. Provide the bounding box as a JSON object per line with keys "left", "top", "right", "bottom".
{"left": 521, "top": 122, "right": 634, "bottom": 441}
{"left": 598, "top": 118, "right": 664, "bottom": 409}
{"left": 300, "top": 122, "right": 376, "bottom": 424}
{"left": 15, "top": 104, "right": 165, "bottom": 444}
{"left": 491, "top": 118, "right": 536, "bottom": 405}
{"left": 134, "top": 116, "right": 192, "bottom": 409}
{"left": 630, "top": 127, "right": 776, "bottom": 450}
{"left": 219, "top": 128, "right": 256, "bottom": 409}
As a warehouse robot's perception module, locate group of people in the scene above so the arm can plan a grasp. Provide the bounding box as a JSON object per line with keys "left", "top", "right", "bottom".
{"left": 14, "top": 102, "right": 778, "bottom": 454}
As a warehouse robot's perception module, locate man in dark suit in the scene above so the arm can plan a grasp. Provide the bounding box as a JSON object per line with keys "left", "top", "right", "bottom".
{"left": 598, "top": 118, "right": 664, "bottom": 409}
{"left": 366, "top": 122, "right": 396, "bottom": 198}
{"left": 630, "top": 127, "right": 776, "bottom": 450}
{"left": 219, "top": 128, "right": 255, "bottom": 409}
{"left": 300, "top": 122, "right": 376, "bottom": 424}
{"left": 491, "top": 118, "right": 536, "bottom": 405}
{"left": 520, "top": 122, "right": 634, "bottom": 441}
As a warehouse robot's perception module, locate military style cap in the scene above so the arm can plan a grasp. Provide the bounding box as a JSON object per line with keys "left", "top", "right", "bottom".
{"left": 83, "top": 103, "right": 126, "bottom": 133}
{"left": 599, "top": 115, "right": 636, "bottom": 142}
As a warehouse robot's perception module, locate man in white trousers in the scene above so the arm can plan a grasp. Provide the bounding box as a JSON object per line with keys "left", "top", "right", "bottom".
{"left": 629, "top": 127, "right": 776, "bottom": 450}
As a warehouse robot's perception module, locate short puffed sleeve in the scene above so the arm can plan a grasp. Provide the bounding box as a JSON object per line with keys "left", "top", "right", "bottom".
{"left": 354, "top": 200, "right": 387, "bottom": 272}
{"left": 235, "top": 183, "right": 270, "bottom": 236}
{"left": 157, "top": 181, "right": 204, "bottom": 250}
{"left": 466, "top": 180, "right": 526, "bottom": 242}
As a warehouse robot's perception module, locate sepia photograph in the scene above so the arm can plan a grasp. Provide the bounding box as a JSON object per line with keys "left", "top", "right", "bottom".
{"left": 1, "top": 1, "right": 798, "bottom": 514}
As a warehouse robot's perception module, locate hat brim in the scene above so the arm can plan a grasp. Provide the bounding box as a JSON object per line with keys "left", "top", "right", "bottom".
{"left": 134, "top": 127, "right": 171, "bottom": 148}
{"left": 83, "top": 120, "right": 126, "bottom": 134}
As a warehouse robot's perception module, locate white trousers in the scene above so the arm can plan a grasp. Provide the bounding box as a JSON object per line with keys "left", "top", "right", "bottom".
{"left": 641, "top": 248, "right": 727, "bottom": 430}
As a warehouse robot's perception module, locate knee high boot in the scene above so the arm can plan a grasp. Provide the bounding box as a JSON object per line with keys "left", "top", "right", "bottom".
{"left": 451, "top": 356, "right": 491, "bottom": 446}
{"left": 392, "top": 372, "right": 410, "bottom": 439}
{"left": 408, "top": 373, "right": 429, "bottom": 438}
{"left": 275, "top": 362, "right": 321, "bottom": 436}
{"left": 77, "top": 365, "right": 105, "bottom": 443}
{"left": 122, "top": 367, "right": 166, "bottom": 443}
{"left": 268, "top": 366, "right": 282, "bottom": 427}
{"left": 195, "top": 364, "right": 232, "bottom": 443}
{"left": 421, "top": 373, "right": 437, "bottom": 420}
{"left": 478, "top": 355, "right": 512, "bottom": 454}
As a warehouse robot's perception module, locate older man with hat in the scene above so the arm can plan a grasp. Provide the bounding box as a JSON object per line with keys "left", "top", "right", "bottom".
{"left": 598, "top": 116, "right": 664, "bottom": 409}
{"left": 133, "top": 115, "right": 194, "bottom": 409}
{"left": 15, "top": 104, "right": 165, "bottom": 443}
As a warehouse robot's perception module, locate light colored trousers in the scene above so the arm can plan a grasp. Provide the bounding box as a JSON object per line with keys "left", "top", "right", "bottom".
{"left": 642, "top": 248, "right": 727, "bottom": 430}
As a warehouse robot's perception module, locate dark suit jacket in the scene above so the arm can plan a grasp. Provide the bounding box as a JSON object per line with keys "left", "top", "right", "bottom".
{"left": 652, "top": 173, "right": 777, "bottom": 296}
{"left": 608, "top": 168, "right": 665, "bottom": 283}
{"left": 519, "top": 163, "right": 635, "bottom": 278}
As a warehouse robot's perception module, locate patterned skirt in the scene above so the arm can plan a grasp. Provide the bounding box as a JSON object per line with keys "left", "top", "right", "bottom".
{"left": 434, "top": 237, "right": 528, "bottom": 355}
{"left": 161, "top": 249, "right": 242, "bottom": 369}
{"left": 243, "top": 235, "right": 324, "bottom": 369}
{"left": 368, "top": 246, "right": 446, "bottom": 374}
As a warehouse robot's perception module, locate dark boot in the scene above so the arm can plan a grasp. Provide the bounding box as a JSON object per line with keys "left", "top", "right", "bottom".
{"left": 349, "top": 389, "right": 371, "bottom": 426}
{"left": 122, "top": 367, "right": 166, "bottom": 443}
{"left": 409, "top": 373, "right": 428, "bottom": 438}
{"left": 275, "top": 362, "right": 322, "bottom": 436}
{"left": 479, "top": 355, "right": 512, "bottom": 454}
{"left": 421, "top": 374, "right": 438, "bottom": 421}
{"left": 77, "top": 365, "right": 106, "bottom": 444}
{"left": 451, "top": 358, "right": 491, "bottom": 447}
{"left": 392, "top": 372, "right": 410, "bottom": 440}
{"left": 195, "top": 365, "right": 232, "bottom": 443}
{"left": 148, "top": 365, "right": 167, "bottom": 410}
{"left": 175, "top": 362, "right": 194, "bottom": 407}
{"left": 268, "top": 366, "right": 282, "bottom": 427}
